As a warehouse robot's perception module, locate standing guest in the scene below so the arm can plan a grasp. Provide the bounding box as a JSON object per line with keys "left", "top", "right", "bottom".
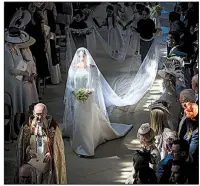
{"left": 135, "top": 7, "right": 156, "bottom": 62}
{"left": 137, "top": 123, "right": 161, "bottom": 170}
{"left": 172, "top": 20, "right": 193, "bottom": 58}
{"left": 27, "top": 2, "right": 62, "bottom": 86}
{"left": 19, "top": 41, "right": 39, "bottom": 114}
{"left": 169, "top": 160, "right": 188, "bottom": 184}
{"left": 26, "top": 2, "right": 50, "bottom": 82}
{"left": 9, "top": 8, "right": 39, "bottom": 114}
{"left": 4, "top": 27, "right": 32, "bottom": 137}
{"left": 183, "top": 117, "right": 198, "bottom": 164}
{"left": 159, "top": 139, "right": 196, "bottom": 184}
{"left": 182, "top": 101, "right": 198, "bottom": 164}
{"left": 43, "top": 2, "right": 62, "bottom": 85}
{"left": 183, "top": 2, "right": 199, "bottom": 31}
{"left": 10, "top": 7, "right": 44, "bottom": 98}
{"left": 178, "top": 89, "right": 196, "bottom": 138}
{"left": 16, "top": 103, "right": 67, "bottom": 184}
{"left": 169, "top": 11, "right": 181, "bottom": 31}
{"left": 158, "top": 63, "right": 184, "bottom": 131}
{"left": 167, "top": 31, "right": 181, "bottom": 55}
{"left": 149, "top": 102, "right": 177, "bottom": 159}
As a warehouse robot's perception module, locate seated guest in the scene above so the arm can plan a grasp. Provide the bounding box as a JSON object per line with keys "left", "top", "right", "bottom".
{"left": 169, "top": 160, "right": 188, "bottom": 184}
{"left": 133, "top": 166, "right": 157, "bottom": 184}
{"left": 137, "top": 123, "right": 161, "bottom": 170}
{"left": 15, "top": 103, "right": 67, "bottom": 184}
{"left": 159, "top": 139, "right": 197, "bottom": 184}
{"left": 178, "top": 89, "right": 196, "bottom": 138}
{"left": 149, "top": 101, "right": 177, "bottom": 159}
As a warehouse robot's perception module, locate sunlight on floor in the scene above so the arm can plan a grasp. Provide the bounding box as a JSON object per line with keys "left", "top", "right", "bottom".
{"left": 142, "top": 78, "right": 163, "bottom": 111}
{"left": 117, "top": 161, "right": 133, "bottom": 183}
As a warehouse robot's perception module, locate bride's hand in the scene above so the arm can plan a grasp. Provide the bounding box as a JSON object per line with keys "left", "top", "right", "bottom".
{"left": 87, "top": 89, "right": 93, "bottom": 94}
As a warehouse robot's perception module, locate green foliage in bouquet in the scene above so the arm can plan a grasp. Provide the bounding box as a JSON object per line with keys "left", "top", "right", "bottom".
{"left": 74, "top": 88, "right": 89, "bottom": 102}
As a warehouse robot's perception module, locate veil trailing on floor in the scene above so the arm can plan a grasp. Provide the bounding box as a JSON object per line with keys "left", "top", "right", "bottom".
{"left": 64, "top": 36, "right": 166, "bottom": 128}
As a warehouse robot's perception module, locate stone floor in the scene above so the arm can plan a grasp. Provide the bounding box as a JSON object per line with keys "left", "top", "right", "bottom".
{"left": 4, "top": 72, "right": 164, "bottom": 184}
{"left": 4, "top": 2, "right": 174, "bottom": 184}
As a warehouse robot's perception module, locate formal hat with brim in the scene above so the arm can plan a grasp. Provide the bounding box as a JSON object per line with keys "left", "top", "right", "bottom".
{"left": 148, "top": 101, "right": 170, "bottom": 114}
{"left": 9, "top": 9, "right": 31, "bottom": 28}
{"left": 158, "top": 67, "right": 185, "bottom": 87}
{"left": 5, "top": 27, "right": 30, "bottom": 44}
{"left": 166, "top": 56, "right": 184, "bottom": 67}
{"left": 17, "top": 36, "right": 36, "bottom": 48}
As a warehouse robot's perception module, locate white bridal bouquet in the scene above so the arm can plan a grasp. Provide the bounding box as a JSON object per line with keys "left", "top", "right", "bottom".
{"left": 74, "top": 88, "right": 92, "bottom": 102}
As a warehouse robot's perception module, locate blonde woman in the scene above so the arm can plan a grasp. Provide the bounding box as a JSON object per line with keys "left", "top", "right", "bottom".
{"left": 137, "top": 123, "right": 161, "bottom": 170}
{"left": 149, "top": 103, "right": 177, "bottom": 160}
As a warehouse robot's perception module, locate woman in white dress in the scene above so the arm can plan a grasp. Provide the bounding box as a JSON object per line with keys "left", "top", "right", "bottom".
{"left": 63, "top": 48, "right": 132, "bottom": 157}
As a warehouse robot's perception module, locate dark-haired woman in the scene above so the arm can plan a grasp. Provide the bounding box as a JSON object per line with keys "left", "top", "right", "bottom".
{"left": 135, "top": 7, "right": 157, "bottom": 62}
{"left": 70, "top": 10, "right": 88, "bottom": 49}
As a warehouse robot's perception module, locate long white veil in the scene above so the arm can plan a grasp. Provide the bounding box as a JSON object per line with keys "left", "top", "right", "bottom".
{"left": 63, "top": 47, "right": 110, "bottom": 133}
{"left": 63, "top": 36, "right": 166, "bottom": 129}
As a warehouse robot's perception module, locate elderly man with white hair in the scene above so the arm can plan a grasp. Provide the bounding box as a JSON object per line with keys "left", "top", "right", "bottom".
{"left": 16, "top": 103, "right": 67, "bottom": 184}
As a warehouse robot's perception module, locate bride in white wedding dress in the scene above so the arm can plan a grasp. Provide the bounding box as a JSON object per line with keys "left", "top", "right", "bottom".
{"left": 63, "top": 48, "right": 132, "bottom": 157}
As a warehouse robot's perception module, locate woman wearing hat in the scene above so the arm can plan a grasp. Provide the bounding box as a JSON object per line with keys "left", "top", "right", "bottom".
{"left": 149, "top": 101, "right": 177, "bottom": 160}
{"left": 158, "top": 61, "right": 185, "bottom": 131}
{"left": 4, "top": 27, "right": 32, "bottom": 137}
{"left": 137, "top": 123, "right": 161, "bottom": 170}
